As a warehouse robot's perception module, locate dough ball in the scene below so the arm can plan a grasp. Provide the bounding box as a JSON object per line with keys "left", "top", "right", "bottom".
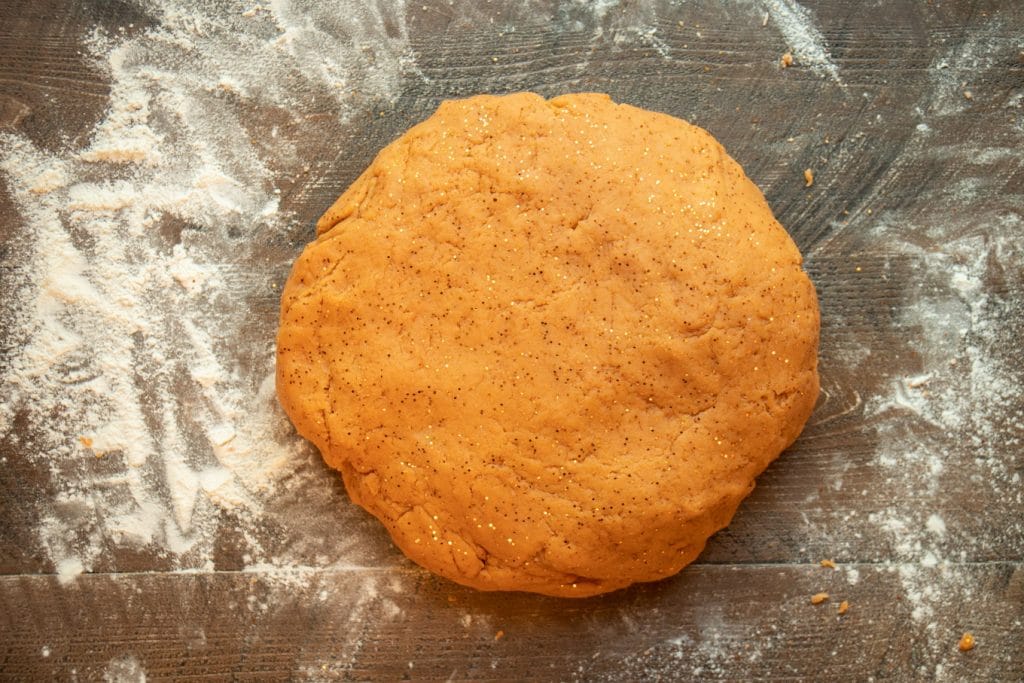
{"left": 277, "top": 93, "right": 819, "bottom": 597}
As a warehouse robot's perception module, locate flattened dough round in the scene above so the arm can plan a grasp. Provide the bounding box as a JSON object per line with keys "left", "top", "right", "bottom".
{"left": 277, "top": 93, "right": 819, "bottom": 597}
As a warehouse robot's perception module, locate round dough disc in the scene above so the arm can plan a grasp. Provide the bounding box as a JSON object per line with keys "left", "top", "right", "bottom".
{"left": 277, "top": 92, "right": 819, "bottom": 597}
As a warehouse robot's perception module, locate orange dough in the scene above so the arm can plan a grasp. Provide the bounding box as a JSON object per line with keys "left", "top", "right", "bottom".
{"left": 277, "top": 93, "right": 820, "bottom": 597}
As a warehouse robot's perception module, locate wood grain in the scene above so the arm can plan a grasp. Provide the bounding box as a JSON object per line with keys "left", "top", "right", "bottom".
{"left": 1, "top": 564, "right": 1021, "bottom": 681}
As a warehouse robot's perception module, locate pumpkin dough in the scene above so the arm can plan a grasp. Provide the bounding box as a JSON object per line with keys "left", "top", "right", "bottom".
{"left": 277, "top": 92, "right": 819, "bottom": 597}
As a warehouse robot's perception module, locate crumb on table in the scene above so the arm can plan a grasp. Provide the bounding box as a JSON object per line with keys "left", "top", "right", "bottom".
{"left": 838, "top": 600, "right": 849, "bottom": 615}
{"left": 804, "top": 168, "right": 814, "bottom": 187}
{"left": 958, "top": 632, "right": 975, "bottom": 652}
{"left": 820, "top": 559, "right": 836, "bottom": 569}
{"left": 781, "top": 52, "right": 794, "bottom": 68}
{"left": 811, "top": 592, "right": 829, "bottom": 605}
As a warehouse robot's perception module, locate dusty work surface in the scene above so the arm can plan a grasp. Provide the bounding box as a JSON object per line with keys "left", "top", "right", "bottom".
{"left": 0, "top": 0, "right": 1022, "bottom": 680}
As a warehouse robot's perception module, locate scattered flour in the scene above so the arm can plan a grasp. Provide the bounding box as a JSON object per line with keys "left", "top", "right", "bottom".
{"left": 103, "top": 655, "right": 147, "bottom": 683}
{"left": 925, "top": 22, "right": 1009, "bottom": 117}
{"left": 926, "top": 514, "right": 947, "bottom": 537}
{"left": 799, "top": 29, "right": 1023, "bottom": 674}
{"left": 0, "top": 0, "right": 416, "bottom": 581}
{"left": 863, "top": 216, "right": 1022, "bottom": 636}
{"left": 55, "top": 557, "right": 86, "bottom": 585}
{"left": 569, "top": 0, "right": 845, "bottom": 73}
{"left": 844, "top": 120, "right": 1022, "bottom": 675}
{"left": 762, "top": 0, "right": 842, "bottom": 83}
{"left": 586, "top": 0, "right": 673, "bottom": 58}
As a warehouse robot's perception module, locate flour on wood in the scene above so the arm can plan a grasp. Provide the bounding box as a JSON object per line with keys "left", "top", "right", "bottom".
{"left": 0, "top": 0, "right": 414, "bottom": 584}
{"left": 761, "top": 0, "right": 842, "bottom": 83}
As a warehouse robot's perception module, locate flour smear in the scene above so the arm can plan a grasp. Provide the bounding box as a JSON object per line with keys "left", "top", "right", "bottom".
{"left": 0, "top": 0, "right": 417, "bottom": 583}
{"left": 762, "top": 0, "right": 842, "bottom": 82}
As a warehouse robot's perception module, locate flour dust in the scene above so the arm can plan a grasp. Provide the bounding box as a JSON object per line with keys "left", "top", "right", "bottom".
{"left": 0, "top": 0, "right": 416, "bottom": 586}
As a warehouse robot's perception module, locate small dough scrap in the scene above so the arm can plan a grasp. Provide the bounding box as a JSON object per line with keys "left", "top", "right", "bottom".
{"left": 277, "top": 92, "right": 820, "bottom": 597}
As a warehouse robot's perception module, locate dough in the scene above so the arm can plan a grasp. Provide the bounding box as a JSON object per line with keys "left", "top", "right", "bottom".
{"left": 277, "top": 93, "right": 819, "bottom": 597}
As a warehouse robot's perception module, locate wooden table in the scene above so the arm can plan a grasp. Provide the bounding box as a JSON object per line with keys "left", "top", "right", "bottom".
{"left": 1, "top": 0, "right": 1021, "bottom": 679}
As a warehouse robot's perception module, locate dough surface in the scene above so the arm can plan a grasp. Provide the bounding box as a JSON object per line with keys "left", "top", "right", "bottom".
{"left": 277, "top": 93, "right": 819, "bottom": 597}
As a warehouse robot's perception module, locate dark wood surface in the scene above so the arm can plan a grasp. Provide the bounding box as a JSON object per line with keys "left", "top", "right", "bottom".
{"left": 1, "top": 0, "right": 1022, "bottom": 680}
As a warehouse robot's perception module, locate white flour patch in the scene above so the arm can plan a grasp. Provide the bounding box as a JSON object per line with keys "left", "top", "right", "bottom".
{"left": 926, "top": 514, "right": 946, "bottom": 537}
{"left": 599, "top": 600, "right": 783, "bottom": 681}
{"left": 103, "top": 655, "right": 147, "bottom": 683}
{"left": 857, "top": 210, "right": 1023, "bottom": 665}
{"left": 762, "top": 0, "right": 842, "bottom": 83}
{"left": 810, "top": 44, "right": 1023, "bottom": 664}
{"left": 551, "top": 0, "right": 674, "bottom": 60}
{"left": 292, "top": 573, "right": 420, "bottom": 678}
{"left": 56, "top": 557, "right": 86, "bottom": 585}
{"left": 596, "top": 1, "right": 673, "bottom": 59}
{"left": 0, "top": 0, "right": 414, "bottom": 581}
{"left": 925, "top": 22, "right": 1009, "bottom": 117}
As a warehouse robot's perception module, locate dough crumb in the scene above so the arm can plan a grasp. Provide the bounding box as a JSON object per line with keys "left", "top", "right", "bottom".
{"left": 804, "top": 168, "right": 814, "bottom": 187}
{"left": 819, "top": 559, "right": 836, "bottom": 569}
{"left": 958, "top": 632, "right": 976, "bottom": 652}
{"left": 811, "top": 592, "right": 829, "bottom": 605}
{"left": 838, "top": 600, "right": 849, "bottom": 615}
{"left": 494, "top": 630, "right": 505, "bottom": 641}
{"left": 781, "top": 52, "right": 794, "bottom": 68}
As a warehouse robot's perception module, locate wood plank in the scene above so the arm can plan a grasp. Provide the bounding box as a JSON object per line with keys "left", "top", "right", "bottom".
{"left": 0, "top": 565, "right": 1020, "bottom": 681}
